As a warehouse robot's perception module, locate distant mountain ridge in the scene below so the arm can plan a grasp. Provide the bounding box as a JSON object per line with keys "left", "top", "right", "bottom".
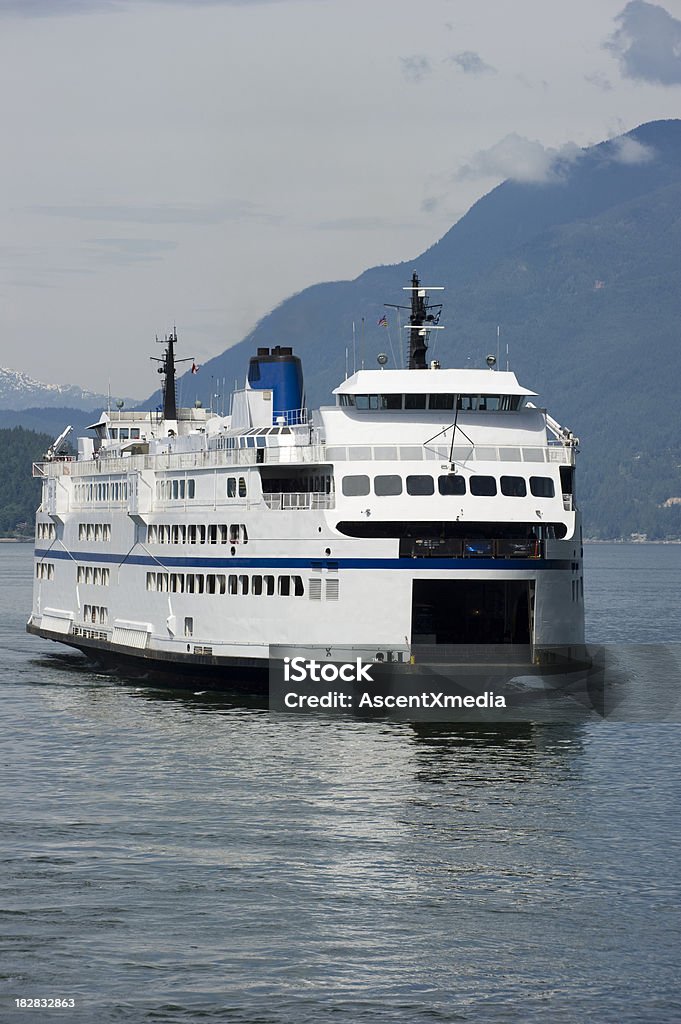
{"left": 0, "top": 366, "right": 134, "bottom": 412}
{"left": 153, "top": 119, "right": 681, "bottom": 415}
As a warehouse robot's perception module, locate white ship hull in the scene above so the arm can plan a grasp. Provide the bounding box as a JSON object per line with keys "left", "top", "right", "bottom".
{"left": 28, "top": 286, "right": 585, "bottom": 688}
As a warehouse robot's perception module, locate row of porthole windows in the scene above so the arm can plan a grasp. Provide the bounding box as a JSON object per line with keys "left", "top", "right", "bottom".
{"left": 36, "top": 523, "right": 57, "bottom": 541}
{"left": 76, "top": 565, "right": 110, "bottom": 586}
{"left": 146, "top": 523, "right": 248, "bottom": 545}
{"left": 36, "top": 562, "right": 55, "bottom": 580}
{"left": 155, "top": 479, "right": 196, "bottom": 500}
{"left": 74, "top": 481, "right": 129, "bottom": 503}
{"left": 78, "top": 523, "right": 112, "bottom": 542}
{"left": 83, "top": 604, "right": 108, "bottom": 625}
{"left": 341, "top": 474, "right": 556, "bottom": 498}
{"left": 145, "top": 571, "right": 305, "bottom": 597}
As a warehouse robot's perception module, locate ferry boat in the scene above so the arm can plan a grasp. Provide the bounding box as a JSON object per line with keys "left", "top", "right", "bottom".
{"left": 28, "top": 274, "right": 584, "bottom": 684}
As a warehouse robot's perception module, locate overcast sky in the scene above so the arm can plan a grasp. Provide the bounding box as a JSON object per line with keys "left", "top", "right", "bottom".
{"left": 1, "top": 0, "right": 680, "bottom": 396}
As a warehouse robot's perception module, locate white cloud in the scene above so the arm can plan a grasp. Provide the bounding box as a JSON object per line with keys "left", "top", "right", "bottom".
{"left": 610, "top": 135, "right": 655, "bottom": 163}
{"left": 606, "top": 1, "right": 681, "bottom": 85}
{"left": 456, "top": 133, "right": 583, "bottom": 185}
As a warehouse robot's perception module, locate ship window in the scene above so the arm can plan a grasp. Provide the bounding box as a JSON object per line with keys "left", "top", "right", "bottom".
{"left": 110, "top": 429, "right": 118, "bottom": 439}
{"left": 208, "top": 525, "right": 218, "bottom": 545}
{"left": 355, "top": 395, "right": 379, "bottom": 410}
{"left": 428, "top": 394, "right": 455, "bottom": 410}
{"left": 407, "top": 475, "right": 435, "bottom": 496}
{"left": 293, "top": 575, "right": 304, "bottom": 597}
{"left": 239, "top": 574, "right": 249, "bottom": 595}
{"left": 374, "top": 475, "right": 402, "bottom": 496}
{"left": 228, "top": 575, "right": 238, "bottom": 595}
{"left": 530, "top": 476, "right": 555, "bottom": 498}
{"left": 241, "top": 525, "right": 248, "bottom": 544}
{"left": 382, "top": 394, "right": 402, "bottom": 410}
{"left": 229, "top": 524, "right": 239, "bottom": 543}
{"left": 405, "top": 394, "right": 427, "bottom": 410}
{"left": 278, "top": 575, "right": 291, "bottom": 596}
{"left": 227, "top": 477, "right": 236, "bottom": 497}
{"left": 184, "top": 617, "right": 193, "bottom": 637}
{"left": 188, "top": 479, "right": 196, "bottom": 499}
{"left": 264, "top": 574, "right": 275, "bottom": 596}
{"left": 252, "top": 575, "right": 263, "bottom": 596}
{"left": 501, "top": 476, "right": 527, "bottom": 497}
{"left": 239, "top": 477, "right": 247, "bottom": 497}
{"left": 119, "top": 428, "right": 129, "bottom": 440}
{"left": 469, "top": 475, "right": 497, "bottom": 496}
{"left": 342, "top": 475, "right": 370, "bottom": 497}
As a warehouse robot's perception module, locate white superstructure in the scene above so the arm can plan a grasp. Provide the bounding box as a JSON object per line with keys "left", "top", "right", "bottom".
{"left": 28, "top": 277, "right": 584, "bottom": 679}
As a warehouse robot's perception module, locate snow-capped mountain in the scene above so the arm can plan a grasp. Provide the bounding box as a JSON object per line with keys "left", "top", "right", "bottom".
{"left": 0, "top": 367, "right": 135, "bottom": 411}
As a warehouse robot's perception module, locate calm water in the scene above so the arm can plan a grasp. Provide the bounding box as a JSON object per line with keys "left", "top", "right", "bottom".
{"left": 1, "top": 543, "right": 680, "bottom": 1023}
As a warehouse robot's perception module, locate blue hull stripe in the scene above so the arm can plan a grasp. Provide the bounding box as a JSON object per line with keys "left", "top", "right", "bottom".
{"left": 34, "top": 548, "right": 572, "bottom": 571}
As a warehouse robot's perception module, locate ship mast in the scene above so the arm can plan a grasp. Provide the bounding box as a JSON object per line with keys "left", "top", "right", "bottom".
{"left": 385, "top": 272, "right": 443, "bottom": 369}
{"left": 150, "top": 330, "right": 194, "bottom": 421}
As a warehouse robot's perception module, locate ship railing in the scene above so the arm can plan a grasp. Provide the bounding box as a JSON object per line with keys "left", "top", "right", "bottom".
{"left": 32, "top": 441, "right": 575, "bottom": 479}
{"left": 71, "top": 625, "right": 111, "bottom": 642}
{"left": 399, "top": 537, "right": 543, "bottom": 559}
{"left": 325, "top": 444, "right": 575, "bottom": 465}
{"left": 263, "top": 491, "right": 335, "bottom": 511}
{"left": 273, "top": 407, "right": 309, "bottom": 426}
{"left": 32, "top": 445, "right": 330, "bottom": 478}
